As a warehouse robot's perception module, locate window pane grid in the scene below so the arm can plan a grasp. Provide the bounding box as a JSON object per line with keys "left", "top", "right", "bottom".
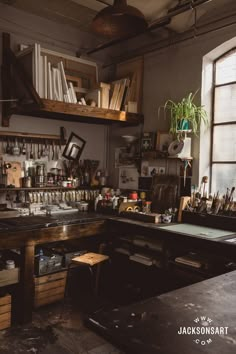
{"left": 211, "top": 49, "right": 236, "bottom": 192}
{"left": 215, "top": 81, "right": 236, "bottom": 88}
{"left": 214, "top": 84, "right": 236, "bottom": 124}
{"left": 215, "top": 49, "right": 236, "bottom": 85}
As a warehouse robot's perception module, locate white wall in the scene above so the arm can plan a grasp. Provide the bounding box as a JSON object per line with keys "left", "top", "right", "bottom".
{"left": 0, "top": 3, "right": 110, "bottom": 171}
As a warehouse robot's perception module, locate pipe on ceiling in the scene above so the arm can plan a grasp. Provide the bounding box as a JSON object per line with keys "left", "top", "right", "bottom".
{"left": 86, "top": 0, "right": 212, "bottom": 54}
{"left": 103, "top": 12, "right": 236, "bottom": 67}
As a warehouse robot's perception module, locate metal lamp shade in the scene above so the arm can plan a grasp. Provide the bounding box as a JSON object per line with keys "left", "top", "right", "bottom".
{"left": 91, "top": 0, "right": 147, "bottom": 38}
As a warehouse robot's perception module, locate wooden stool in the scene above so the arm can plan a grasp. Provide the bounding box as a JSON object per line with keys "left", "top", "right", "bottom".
{"left": 71, "top": 252, "right": 109, "bottom": 295}
{"left": 63, "top": 252, "right": 109, "bottom": 313}
{"left": 72, "top": 252, "right": 109, "bottom": 267}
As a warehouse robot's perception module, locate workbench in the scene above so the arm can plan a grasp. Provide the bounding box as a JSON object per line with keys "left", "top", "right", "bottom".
{"left": 0, "top": 212, "right": 106, "bottom": 323}
{"left": 0, "top": 212, "right": 236, "bottom": 325}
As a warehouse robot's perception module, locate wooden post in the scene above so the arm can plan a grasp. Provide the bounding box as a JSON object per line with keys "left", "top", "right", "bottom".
{"left": 2, "top": 32, "right": 12, "bottom": 127}
{"left": 20, "top": 242, "right": 35, "bottom": 324}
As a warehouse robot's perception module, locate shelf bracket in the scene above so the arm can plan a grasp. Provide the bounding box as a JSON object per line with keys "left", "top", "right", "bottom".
{"left": 1, "top": 32, "right": 43, "bottom": 127}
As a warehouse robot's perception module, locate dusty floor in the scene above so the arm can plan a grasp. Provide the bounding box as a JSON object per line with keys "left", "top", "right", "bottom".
{"left": 0, "top": 301, "right": 122, "bottom": 354}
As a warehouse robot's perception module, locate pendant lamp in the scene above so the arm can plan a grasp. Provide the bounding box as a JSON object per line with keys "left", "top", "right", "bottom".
{"left": 91, "top": 0, "right": 147, "bottom": 38}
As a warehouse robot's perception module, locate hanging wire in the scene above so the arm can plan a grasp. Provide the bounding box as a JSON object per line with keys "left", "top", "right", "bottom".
{"left": 190, "top": 0, "right": 198, "bottom": 38}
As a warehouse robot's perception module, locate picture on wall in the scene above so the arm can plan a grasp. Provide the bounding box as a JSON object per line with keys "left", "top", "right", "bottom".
{"left": 62, "top": 133, "right": 86, "bottom": 160}
{"left": 156, "top": 131, "right": 173, "bottom": 152}
{"left": 115, "top": 147, "right": 136, "bottom": 168}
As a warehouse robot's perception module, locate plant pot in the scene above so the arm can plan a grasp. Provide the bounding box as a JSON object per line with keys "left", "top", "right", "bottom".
{"left": 177, "top": 119, "right": 190, "bottom": 131}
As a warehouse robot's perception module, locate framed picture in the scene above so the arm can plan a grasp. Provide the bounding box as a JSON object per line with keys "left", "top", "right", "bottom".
{"left": 156, "top": 131, "right": 173, "bottom": 152}
{"left": 62, "top": 132, "right": 86, "bottom": 160}
{"left": 115, "top": 147, "right": 135, "bottom": 168}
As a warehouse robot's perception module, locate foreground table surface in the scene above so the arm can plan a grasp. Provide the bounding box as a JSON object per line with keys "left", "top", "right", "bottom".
{"left": 86, "top": 271, "right": 236, "bottom": 354}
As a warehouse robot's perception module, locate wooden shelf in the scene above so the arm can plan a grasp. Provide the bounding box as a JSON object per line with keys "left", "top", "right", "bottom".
{"left": 15, "top": 99, "right": 143, "bottom": 126}
{"left": 0, "top": 186, "right": 100, "bottom": 192}
{"left": 141, "top": 150, "right": 193, "bottom": 160}
{"left": 0, "top": 130, "right": 65, "bottom": 144}
{"left": 1, "top": 33, "right": 143, "bottom": 127}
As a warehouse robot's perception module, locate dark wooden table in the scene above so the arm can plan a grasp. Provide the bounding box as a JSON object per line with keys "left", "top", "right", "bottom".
{"left": 86, "top": 271, "right": 236, "bottom": 354}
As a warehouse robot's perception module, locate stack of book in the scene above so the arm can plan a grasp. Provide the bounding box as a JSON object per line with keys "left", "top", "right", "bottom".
{"left": 109, "top": 78, "right": 131, "bottom": 111}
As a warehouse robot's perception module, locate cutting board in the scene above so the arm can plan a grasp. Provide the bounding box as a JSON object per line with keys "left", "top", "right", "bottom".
{"left": 6, "top": 162, "right": 22, "bottom": 187}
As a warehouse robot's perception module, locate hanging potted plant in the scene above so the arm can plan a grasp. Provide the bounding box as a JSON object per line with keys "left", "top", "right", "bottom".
{"left": 161, "top": 91, "right": 208, "bottom": 137}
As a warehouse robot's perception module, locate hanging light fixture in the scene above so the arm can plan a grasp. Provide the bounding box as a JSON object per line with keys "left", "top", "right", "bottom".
{"left": 91, "top": 0, "right": 148, "bottom": 38}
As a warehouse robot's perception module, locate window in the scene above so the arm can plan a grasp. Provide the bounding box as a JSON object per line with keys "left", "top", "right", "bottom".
{"left": 211, "top": 49, "right": 236, "bottom": 193}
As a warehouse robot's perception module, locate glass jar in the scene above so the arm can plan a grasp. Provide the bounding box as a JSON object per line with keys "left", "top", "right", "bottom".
{"left": 142, "top": 201, "right": 152, "bottom": 214}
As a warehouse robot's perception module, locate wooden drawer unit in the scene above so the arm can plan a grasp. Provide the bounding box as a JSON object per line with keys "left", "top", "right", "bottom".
{"left": 0, "top": 268, "right": 20, "bottom": 287}
{"left": 0, "top": 294, "right": 11, "bottom": 330}
{"left": 34, "top": 271, "right": 67, "bottom": 308}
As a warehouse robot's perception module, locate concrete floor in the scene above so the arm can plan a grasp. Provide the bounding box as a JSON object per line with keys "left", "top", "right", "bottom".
{"left": 0, "top": 301, "right": 122, "bottom": 354}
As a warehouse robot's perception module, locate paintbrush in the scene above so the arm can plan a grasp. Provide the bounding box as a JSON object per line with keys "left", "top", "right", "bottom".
{"left": 229, "top": 187, "right": 235, "bottom": 201}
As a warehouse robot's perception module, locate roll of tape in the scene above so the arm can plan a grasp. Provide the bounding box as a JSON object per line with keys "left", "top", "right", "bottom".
{"left": 168, "top": 140, "right": 184, "bottom": 156}
{"left": 126, "top": 206, "right": 133, "bottom": 211}
{"left": 134, "top": 206, "right": 140, "bottom": 212}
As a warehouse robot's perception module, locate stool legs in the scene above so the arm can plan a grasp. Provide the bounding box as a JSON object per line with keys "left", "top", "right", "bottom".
{"left": 61, "top": 263, "right": 73, "bottom": 318}
{"left": 95, "top": 243, "right": 107, "bottom": 296}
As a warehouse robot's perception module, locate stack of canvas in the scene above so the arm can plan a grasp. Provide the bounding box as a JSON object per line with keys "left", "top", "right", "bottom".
{"left": 18, "top": 43, "right": 78, "bottom": 103}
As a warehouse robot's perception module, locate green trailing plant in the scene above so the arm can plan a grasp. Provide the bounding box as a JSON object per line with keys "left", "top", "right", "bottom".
{"left": 161, "top": 91, "right": 208, "bottom": 137}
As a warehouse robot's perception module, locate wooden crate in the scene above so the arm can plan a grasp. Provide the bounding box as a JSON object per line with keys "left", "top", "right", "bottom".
{"left": 34, "top": 271, "right": 67, "bottom": 308}
{"left": 0, "top": 294, "right": 11, "bottom": 330}
{"left": 0, "top": 268, "right": 20, "bottom": 287}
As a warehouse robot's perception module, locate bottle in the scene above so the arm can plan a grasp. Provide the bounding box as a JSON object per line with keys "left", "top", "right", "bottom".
{"left": 83, "top": 162, "right": 90, "bottom": 186}
{"left": 79, "top": 160, "right": 85, "bottom": 186}
{"left": 6, "top": 260, "right": 15, "bottom": 269}
{"left": 95, "top": 194, "right": 103, "bottom": 211}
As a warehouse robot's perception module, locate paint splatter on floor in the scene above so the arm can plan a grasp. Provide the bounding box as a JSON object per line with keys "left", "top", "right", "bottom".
{"left": 0, "top": 303, "right": 122, "bottom": 354}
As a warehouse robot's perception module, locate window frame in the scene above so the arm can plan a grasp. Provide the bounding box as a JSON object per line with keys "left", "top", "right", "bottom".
{"left": 210, "top": 47, "right": 236, "bottom": 191}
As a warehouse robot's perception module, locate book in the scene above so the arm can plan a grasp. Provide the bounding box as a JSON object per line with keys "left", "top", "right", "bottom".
{"left": 52, "top": 67, "right": 60, "bottom": 101}
{"left": 109, "top": 82, "right": 120, "bottom": 110}
{"left": 43, "top": 55, "right": 48, "bottom": 99}
{"left": 100, "top": 82, "right": 110, "bottom": 109}
{"left": 33, "top": 43, "right": 39, "bottom": 95}
{"left": 58, "top": 61, "right": 69, "bottom": 97}
{"left": 115, "top": 78, "right": 127, "bottom": 111}
{"left": 38, "top": 47, "right": 43, "bottom": 98}
{"left": 47, "top": 62, "right": 53, "bottom": 100}
{"left": 121, "top": 78, "right": 130, "bottom": 111}
{"left": 68, "top": 82, "right": 77, "bottom": 103}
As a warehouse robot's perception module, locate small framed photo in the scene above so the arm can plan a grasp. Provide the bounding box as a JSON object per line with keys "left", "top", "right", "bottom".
{"left": 62, "top": 133, "right": 86, "bottom": 160}
{"left": 156, "top": 131, "right": 173, "bottom": 152}
{"left": 115, "top": 147, "right": 135, "bottom": 168}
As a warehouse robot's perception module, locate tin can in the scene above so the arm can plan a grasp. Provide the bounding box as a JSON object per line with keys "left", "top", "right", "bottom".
{"left": 22, "top": 176, "right": 32, "bottom": 188}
